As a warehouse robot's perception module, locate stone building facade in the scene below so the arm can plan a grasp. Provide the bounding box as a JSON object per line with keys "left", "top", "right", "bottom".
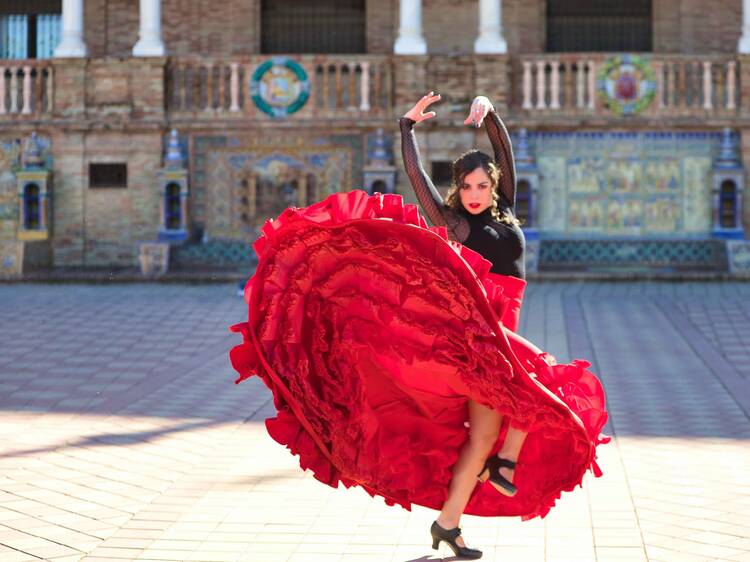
{"left": 2, "top": 0, "right": 750, "bottom": 274}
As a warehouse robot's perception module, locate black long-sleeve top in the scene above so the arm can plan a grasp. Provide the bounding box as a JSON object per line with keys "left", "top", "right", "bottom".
{"left": 399, "top": 111, "right": 526, "bottom": 279}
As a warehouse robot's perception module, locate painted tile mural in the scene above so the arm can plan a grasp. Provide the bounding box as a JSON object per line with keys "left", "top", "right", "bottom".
{"left": 194, "top": 134, "right": 361, "bottom": 240}
{"left": 529, "top": 132, "right": 720, "bottom": 236}
{"left": 0, "top": 139, "right": 21, "bottom": 239}
{"left": 537, "top": 156, "right": 566, "bottom": 232}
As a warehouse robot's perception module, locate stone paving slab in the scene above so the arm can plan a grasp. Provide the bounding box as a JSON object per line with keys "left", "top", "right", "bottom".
{"left": 0, "top": 283, "right": 749, "bottom": 561}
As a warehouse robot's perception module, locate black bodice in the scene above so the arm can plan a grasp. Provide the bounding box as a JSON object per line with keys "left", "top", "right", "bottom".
{"left": 461, "top": 207, "right": 526, "bottom": 279}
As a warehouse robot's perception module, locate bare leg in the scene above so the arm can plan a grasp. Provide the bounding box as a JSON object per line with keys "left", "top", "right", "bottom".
{"left": 436, "top": 400, "right": 501, "bottom": 548}
{"left": 496, "top": 425, "right": 528, "bottom": 486}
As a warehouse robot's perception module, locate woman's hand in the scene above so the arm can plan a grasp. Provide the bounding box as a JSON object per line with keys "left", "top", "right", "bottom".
{"left": 403, "top": 91, "right": 441, "bottom": 124}
{"left": 464, "top": 95, "right": 494, "bottom": 127}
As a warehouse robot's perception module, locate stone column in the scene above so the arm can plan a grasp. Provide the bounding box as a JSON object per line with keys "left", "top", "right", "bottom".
{"left": 474, "top": 0, "right": 507, "bottom": 54}
{"left": 394, "top": 0, "right": 427, "bottom": 55}
{"left": 740, "top": 0, "right": 750, "bottom": 53}
{"left": 133, "top": 0, "right": 166, "bottom": 57}
{"left": 53, "top": 0, "right": 87, "bottom": 58}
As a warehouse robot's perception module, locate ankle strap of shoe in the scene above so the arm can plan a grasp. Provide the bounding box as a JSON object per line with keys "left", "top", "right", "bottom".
{"left": 435, "top": 523, "right": 461, "bottom": 540}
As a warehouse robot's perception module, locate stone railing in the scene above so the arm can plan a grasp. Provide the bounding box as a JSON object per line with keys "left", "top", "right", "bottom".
{"left": 514, "top": 54, "right": 739, "bottom": 118}
{"left": 0, "top": 61, "right": 53, "bottom": 117}
{"left": 166, "top": 55, "right": 392, "bottom": 120}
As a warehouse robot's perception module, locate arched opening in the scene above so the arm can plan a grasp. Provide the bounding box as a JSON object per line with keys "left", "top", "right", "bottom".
{"left": 719, "top": 179, "right": 737, "bottom": 229}
{"left": 23, "top": 183, "right": 40, "bottom": 230}
{"left": 370, "top": 180, "right": 386, "bottom": 195}
{"left": 165, "top": 182, "right": 182, "bottom": 230}
{"left": 516, "top": 179, "right": 531, "bottom": 226}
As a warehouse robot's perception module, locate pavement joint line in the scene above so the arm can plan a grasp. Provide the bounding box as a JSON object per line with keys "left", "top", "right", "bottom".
{"left": 81, "top": 335, "right": 236, "bottom": 417}
{"left": 565, "top": 293, "right": 649, "bottom": 562}
{"left": 0, "top": 518, "right": 87, "bottom": 555}
{"left": 654, "top": 297, "right": 750, "bottom": 421}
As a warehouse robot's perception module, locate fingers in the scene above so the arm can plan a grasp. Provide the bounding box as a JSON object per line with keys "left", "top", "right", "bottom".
{"left": 408, "top": 92, "right": 440, "bottom": 123}
{"left": 463, "top": 99, "right": 489, "bottom": 127}
{"left": 421, "top": 92, "right": 441, "bottom": 109}
{"left": 417, "top": 111, "right": 436, "bottom": 123}
{"left": 417, "top": 92, "right": 432, "bottom": 109}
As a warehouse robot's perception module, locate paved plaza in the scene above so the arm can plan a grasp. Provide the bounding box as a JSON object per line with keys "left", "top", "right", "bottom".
{"left": 0, "top": 282, "right": 749, "bottom": 562}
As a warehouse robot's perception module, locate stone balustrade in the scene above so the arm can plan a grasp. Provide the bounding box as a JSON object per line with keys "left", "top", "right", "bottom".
{"left": 0, "top": 54, "right": 746, "bottom": 126}
{"left": 654, "top": 56, "right": 739, "bottom": 115}
{"left": 515, "top": 54, "right": 740, "bottom": 118}
{"left": 0, "top": 62, "right": 53, "bottom": 117}
{"left": 165, "top": 55, "right": 392, "bottom": 120}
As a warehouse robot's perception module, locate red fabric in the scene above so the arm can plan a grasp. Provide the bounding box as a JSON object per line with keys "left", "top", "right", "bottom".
{"left": 230, "top": 190, "right": 609, "bottom": 520}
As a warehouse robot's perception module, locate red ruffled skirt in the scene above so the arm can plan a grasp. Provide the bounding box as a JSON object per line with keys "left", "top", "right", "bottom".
{"left": 230, "top": 190, "right": 609, "bottom": 520}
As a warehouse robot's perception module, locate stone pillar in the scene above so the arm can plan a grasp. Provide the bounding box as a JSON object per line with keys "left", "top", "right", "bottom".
{"left": 53, "top": 0, "right": 87, "bottom": 58}
{"left": 739, "top": 0, "right": 750, "bottom": 53}
{"left": 394, "top": 0, "right": 427, "bottom": 55}
{"left": 474, "top": 0, "right": 507, "bottom": 54}
{"left": 133, "top": 0, "right": 166, "bottom": 57}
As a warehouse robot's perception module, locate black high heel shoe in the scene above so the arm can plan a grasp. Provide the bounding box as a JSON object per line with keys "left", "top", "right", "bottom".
{"left": 430, "top": 520, "right": 483, "bottom": 560}
{"left": 478, "top": 456, "right": 518, "bottom": 497}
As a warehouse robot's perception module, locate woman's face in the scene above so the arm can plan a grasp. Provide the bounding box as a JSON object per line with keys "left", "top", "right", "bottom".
{"left": 458, "top": 167, "right": 493, "bottom": 215}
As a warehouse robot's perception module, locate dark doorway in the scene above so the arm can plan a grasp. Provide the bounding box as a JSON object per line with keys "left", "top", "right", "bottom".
{"left": 546, "top": 0, "right": 652, "bottom": 52}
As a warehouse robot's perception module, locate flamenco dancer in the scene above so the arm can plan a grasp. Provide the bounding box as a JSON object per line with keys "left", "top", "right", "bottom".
{"left": 230, "top": 96, "right": 608, "bottom": 560}
{"left": 401, "top": 92, "right": 546, "bottom": 557}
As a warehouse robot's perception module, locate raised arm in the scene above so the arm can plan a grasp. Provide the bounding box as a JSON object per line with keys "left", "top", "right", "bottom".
{"left": 399, "top": 115, "right": 449, "bottom": 228}
{"left": 467, "top": 96, "right": 517, "bottom": 209}
{"left": 485, "top": 110, "right": 517, "bottom": 209}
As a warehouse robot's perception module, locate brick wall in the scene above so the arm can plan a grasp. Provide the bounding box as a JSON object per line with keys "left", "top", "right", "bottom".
{"left": 162, "top": 0, "right": 260, "bottom": 57}
{"left": 367, "top": 0, "right": 396, "bottom": 54}
{"left": 47, "top": 132, "right": 163, "bottom": 267}
{"left": 83, "top": 0, "right": 107, "bottom": 57}
{"left": 50, "top": 132, "right": 86, "bottom": 266}
{"left": 505, "top": 0, "right": 545, "bottom": 54}
{"left": 654, "top": 0, "right": 742, "bottom": 53}
{"left": 80, "top": 133, "right": 162, "bottom": 267}
{"left": 85, "top": 0, "right": 260, "bottom": 58}
{"left": 97, "top": 0, "right": 139, "bottom": 58}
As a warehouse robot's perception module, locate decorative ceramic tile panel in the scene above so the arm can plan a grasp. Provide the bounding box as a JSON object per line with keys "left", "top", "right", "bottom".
{"left": 525, "top": 131, "right": 723, "bottom": 237}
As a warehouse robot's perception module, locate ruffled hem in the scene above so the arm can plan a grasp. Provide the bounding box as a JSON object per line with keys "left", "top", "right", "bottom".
{"left": 230, "top": 190, "right": 609, "bottom": 519}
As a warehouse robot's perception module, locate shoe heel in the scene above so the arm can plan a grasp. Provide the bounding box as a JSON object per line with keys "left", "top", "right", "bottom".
{"left": 432, "top": 537, "right": 440, "bottom": 550}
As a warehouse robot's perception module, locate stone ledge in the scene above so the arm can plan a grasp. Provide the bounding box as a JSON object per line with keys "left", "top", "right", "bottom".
{"left": 3, "top": 267, "right": 750, "bottom": 284}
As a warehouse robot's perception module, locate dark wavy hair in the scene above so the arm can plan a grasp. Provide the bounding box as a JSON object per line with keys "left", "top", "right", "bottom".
{"left": 445, "top": 150, "right": 520, "bottom": 226}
